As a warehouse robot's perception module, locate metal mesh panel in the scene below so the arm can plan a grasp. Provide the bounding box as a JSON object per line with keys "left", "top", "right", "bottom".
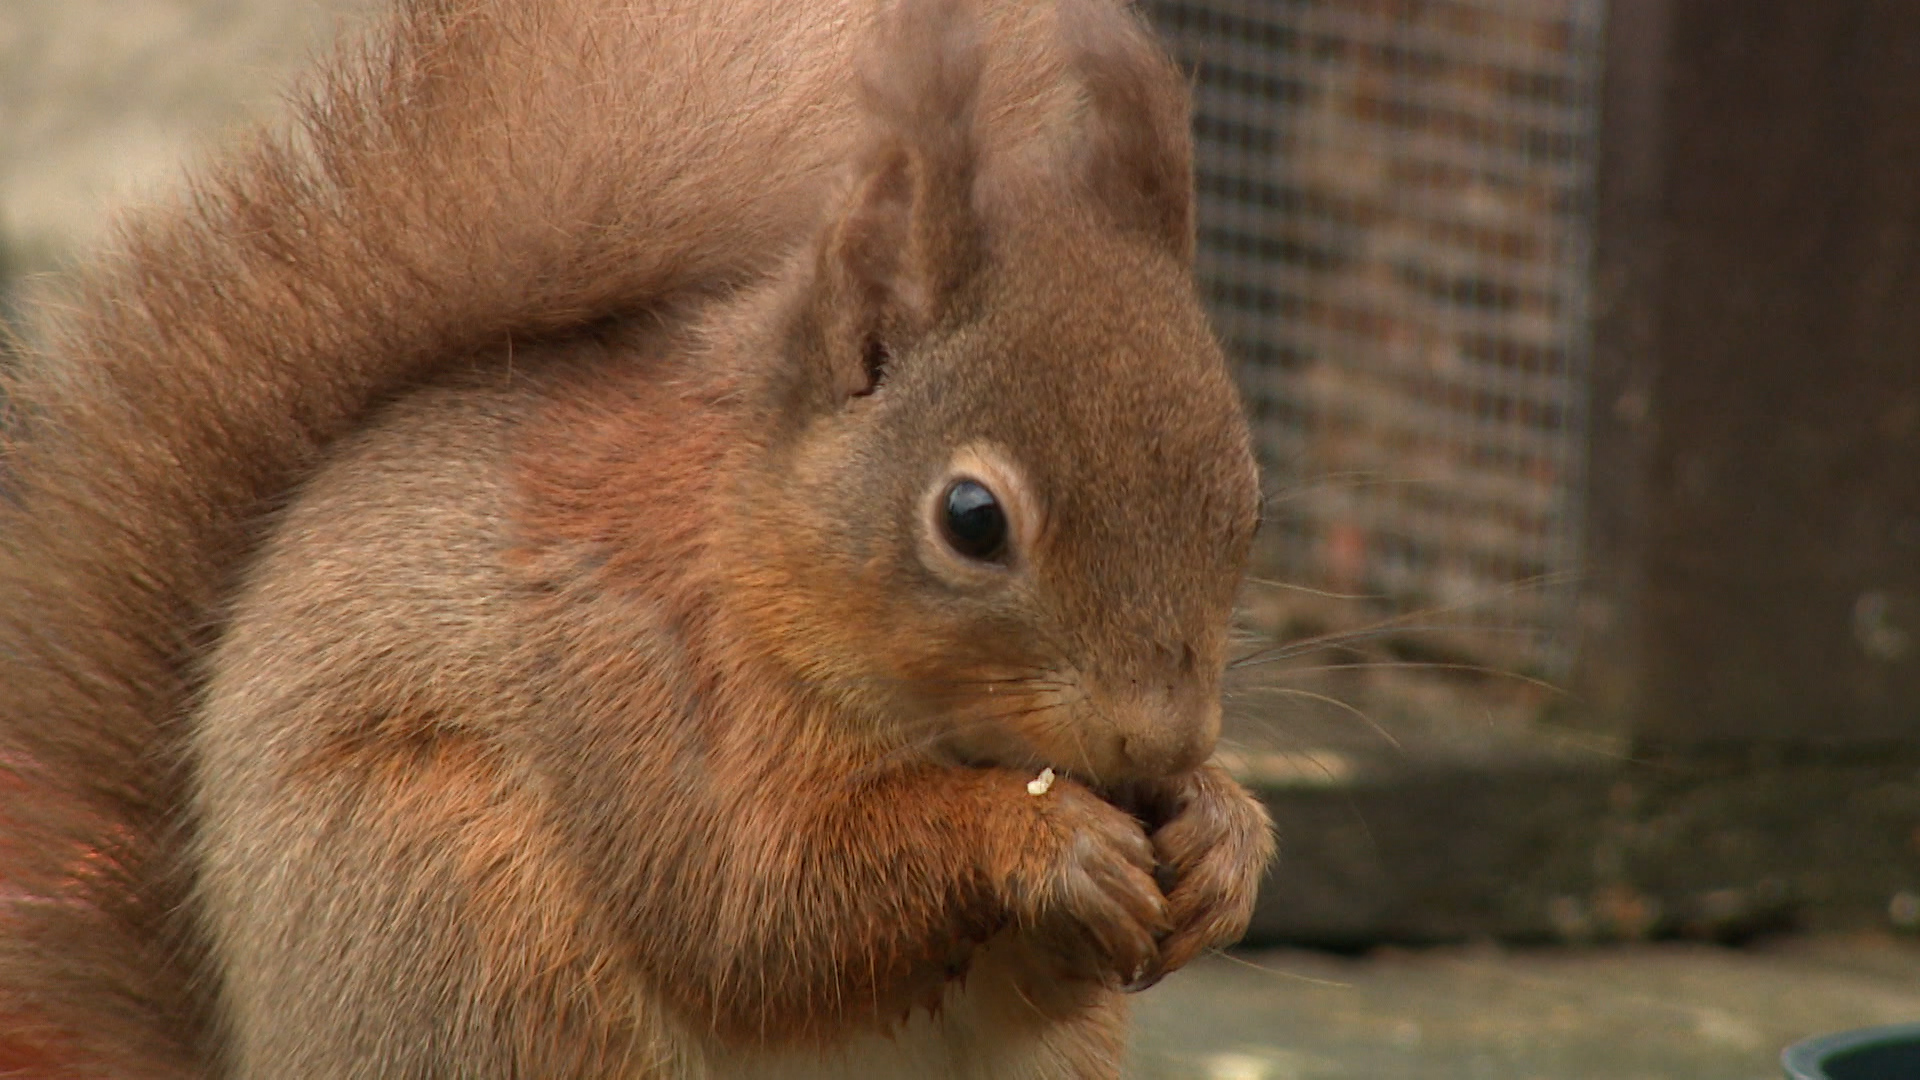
{"left": 1148, "top": 0, "right": 1605, "bottom": 732}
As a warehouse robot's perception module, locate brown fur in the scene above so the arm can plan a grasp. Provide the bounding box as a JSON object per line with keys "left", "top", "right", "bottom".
{"left": 0, "top": 0, "right": 1274, "bottom": 1076}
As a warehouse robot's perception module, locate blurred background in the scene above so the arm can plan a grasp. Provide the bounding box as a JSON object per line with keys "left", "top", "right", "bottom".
{"left": 5, "top": 0, "right": 1919, "bottom": 1076}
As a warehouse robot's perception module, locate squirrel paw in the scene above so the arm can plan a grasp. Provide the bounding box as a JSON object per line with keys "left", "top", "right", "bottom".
{"left": 1129, "top": 762, "right": 1275, "bottom": 989}
{"left": 1000, "top": 778, "right": 1171, "bottom": 996}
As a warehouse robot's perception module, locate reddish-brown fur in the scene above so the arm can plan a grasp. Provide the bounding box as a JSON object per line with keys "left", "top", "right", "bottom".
{"left": 0, "top": 0, "right": 1274, "bottom": 1076}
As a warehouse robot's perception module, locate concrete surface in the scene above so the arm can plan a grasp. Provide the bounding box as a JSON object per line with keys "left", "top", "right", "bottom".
{"left": 1129, "top": 935, "right": 1920, "bottom": 1079}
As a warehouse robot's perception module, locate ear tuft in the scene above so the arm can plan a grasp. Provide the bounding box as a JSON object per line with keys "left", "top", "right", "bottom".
{"left": 1058, "top": 0, "right": 1196, "bottom": 264}
{"left": 806, "top": 0, "right": 987, "bottom": 404}
{"left": 860, "top": 0, "right": 987, "bottom": 170}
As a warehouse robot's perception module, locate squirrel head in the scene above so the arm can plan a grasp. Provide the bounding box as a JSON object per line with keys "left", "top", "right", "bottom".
{"left": 713, "top": 0, "right": 1259, "bottom": 786}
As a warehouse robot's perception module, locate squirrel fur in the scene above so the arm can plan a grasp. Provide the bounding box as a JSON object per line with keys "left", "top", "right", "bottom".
{"left": 0, "top": 0, "right": 1275, "bottom": 1076}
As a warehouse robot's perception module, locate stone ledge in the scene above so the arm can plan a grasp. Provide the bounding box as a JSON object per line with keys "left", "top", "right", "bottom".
{"left": 1244, "top": 748, "right": 1920, "bottom": 947}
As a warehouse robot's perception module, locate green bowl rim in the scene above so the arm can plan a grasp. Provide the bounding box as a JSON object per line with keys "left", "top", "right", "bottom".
{"left": 1783, "top": 1022, "right": 1920, "bottom": 1079}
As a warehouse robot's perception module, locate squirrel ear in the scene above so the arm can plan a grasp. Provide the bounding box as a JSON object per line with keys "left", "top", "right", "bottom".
{"left": 1060, "top": 0, "right": 1197, "bottom": 266}
{"left": 808, "top": 0, "right": 985, "bottom": 402}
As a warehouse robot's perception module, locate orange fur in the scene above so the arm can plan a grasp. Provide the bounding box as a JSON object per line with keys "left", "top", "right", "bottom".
{"left": 0, "top": 0, "right": 1274, "bottom": 1076}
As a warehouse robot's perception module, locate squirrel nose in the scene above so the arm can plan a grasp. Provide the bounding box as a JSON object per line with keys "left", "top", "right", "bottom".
{"left": 1113, "top": 683, "right": 1220, "bottom": 780}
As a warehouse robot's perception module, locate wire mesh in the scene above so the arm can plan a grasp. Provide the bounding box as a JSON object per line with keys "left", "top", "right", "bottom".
{"left": 1147, "top": 0, "right": 1605, "bottom": 735}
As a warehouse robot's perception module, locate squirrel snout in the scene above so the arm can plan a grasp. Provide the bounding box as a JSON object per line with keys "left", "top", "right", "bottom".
{"left": 1096, "top": 682, "right": 1221, "bottom": 782}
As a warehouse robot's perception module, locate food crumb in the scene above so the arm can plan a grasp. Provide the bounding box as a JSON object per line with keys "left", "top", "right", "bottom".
{"left": 1026, "top": 767, "right": 1056, "bottom": 796}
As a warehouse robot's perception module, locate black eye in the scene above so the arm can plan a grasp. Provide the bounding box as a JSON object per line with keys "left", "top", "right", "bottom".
{"left": 940, "top": 479, "right": 1008, "bottom": 562}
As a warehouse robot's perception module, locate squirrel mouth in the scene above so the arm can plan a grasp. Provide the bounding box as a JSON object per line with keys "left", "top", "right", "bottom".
{"left": 938, "top": 722, "right": 1197, "bottom": 832}
{"left": 950, "top": 747, "right": 1178, "bottom": 835}
{"left": 1093, "top": 776, "right": 1183, "bottom": 833}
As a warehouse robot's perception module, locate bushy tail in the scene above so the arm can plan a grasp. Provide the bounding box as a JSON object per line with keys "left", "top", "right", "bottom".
{"left": 0, "top": 0, "right": 875, "bottom": 1072}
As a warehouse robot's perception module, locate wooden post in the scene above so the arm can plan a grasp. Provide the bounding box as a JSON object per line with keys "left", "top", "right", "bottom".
{"left": 1585, "top": 0, "right": 1920, "bottom": 748}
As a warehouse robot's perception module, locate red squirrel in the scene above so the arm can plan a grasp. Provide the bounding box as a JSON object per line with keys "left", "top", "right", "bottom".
{"left": 0, "top": 0, "right": 1274, "bottom": 1075}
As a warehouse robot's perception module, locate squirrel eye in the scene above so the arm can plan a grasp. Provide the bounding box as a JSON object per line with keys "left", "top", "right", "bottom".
{"left": 939, "top": 479, "right": 1008, "bottom": 563}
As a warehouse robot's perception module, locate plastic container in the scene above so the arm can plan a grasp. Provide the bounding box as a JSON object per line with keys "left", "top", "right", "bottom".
{"left": 1783, "top": 1024, "right": 1920, "bottom": 1080}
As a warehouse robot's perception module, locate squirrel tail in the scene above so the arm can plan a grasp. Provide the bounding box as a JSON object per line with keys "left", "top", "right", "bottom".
{"left": 0, "top": 0, "right": 865, "bottom": 1071}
